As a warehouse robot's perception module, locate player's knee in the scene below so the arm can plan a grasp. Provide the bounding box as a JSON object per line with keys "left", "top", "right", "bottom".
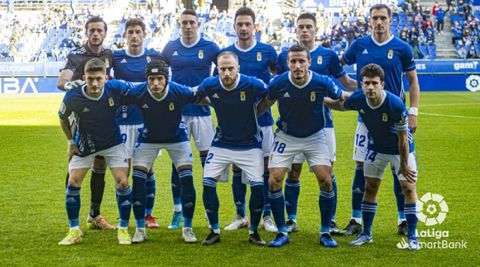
{"left": 289, "top": 164, "right": 302, "bottom": 179}
{"left": 400, "top": 182, "right": 416, "bottom": 198}
{"left": 68, "top": 176, "right": 81, "bottom": 186}
{"left": 364, "top": 179, "right": 379, "bottom": 197}
{"left": 268, "top": 170, "right": 284, "bottom": 190}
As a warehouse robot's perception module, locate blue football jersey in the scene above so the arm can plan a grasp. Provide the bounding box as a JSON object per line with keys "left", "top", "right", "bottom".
{"left": 342, "top": 35, "right": 416, "bottom": 101}
{"left": 277, "top": 45, "right": 346, "bottom": 128}
{"left": 197, "top": 74, "right": 267, "bottom": 149}
{"left": 268, "top": 71, "right": 342, "bottom": 138}
{"left": 58, "top": 80, "right": 132, "bottom": 156}
{"left": 344, "top": 90, "right": 415, "bottom": 154}
{"left": 112, "top": 48, "right": 162, "bottom": 125}
{"left": 125, "top": 81, "right": 197, "bottom": 144}
{"left": 221, "top": 41, "right": 277, "bottom": 127}
{"left": 162, "top": 37, "right": 220, "bottom": 116}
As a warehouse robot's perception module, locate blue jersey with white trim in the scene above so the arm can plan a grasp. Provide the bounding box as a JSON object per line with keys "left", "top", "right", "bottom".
{"left": 197, "top": 74, "right": 267, "bottom": 149}
{"left": 268, "top": 71, "right": 342, "bottom": 138}
{"left": 125, "top": 81, "right": 197, "bottom": 144}
{"left": 58, "top": 80, "right": 132, "bottom": 156}
{"left": 112, "top": 48, "right": 162, "bottom": 125}
{"left": 221, "top": 41, "right": 277, "bottom": 127}
{"left": 342, "top": 35, "right": 416, "bottom": 100}
{"left": 344, "top": 90, "right": 415, "bottom": 154}
{"left": 277, "top": 45, "right": 346, "bottom": 128}
{"left": 162, "top": 37, "right": 220, "bottom": 116}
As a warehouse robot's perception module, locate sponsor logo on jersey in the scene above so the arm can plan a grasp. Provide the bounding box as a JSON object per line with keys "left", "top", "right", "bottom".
{"left": 359, "top": 109, "right": 365, "bottom": 114}
{"left": 169, "top": 102, "right": 175, "bottom": 111}
{"left": 142, "top": 104, "right": 149, "bottom": 109}
{"left": 172, "top": 51, "right": 178, "bottom": 56}
{"left": 198, "top": 50, "right": 204, "bottom": 59}
{"left": 257, "top": 52, "right": 262, "bottom": 61}
{"left": 283, "top": 92, "right": 290, "bottom": 98}
{"left": 388, "top": 49, "right": 394, "bottom": 59}
{"left": 382, "top": 112, "right": 388, "bottom": 122}
{"left": 317, "top": 55, "right": 323, "bottom": 65}
{"left": 310, "top": 91, "right": 316, "bottom": 102}
{"left": 362, "top": 49, "right": 368, "bottom": 54}
{"left": 120, "top": 58, "right": 127, "bottom": 63}
{"left": 108, "top": 97, "right": 114, "bottom": 107}
{"left": 82, "top": 107, "right": 90, "bottom": 112}
{"left": 240, "top": 91, "right": 246, "bottom": 101}
{"left": 212, "top": 93, "right": 219, "bottom": 99}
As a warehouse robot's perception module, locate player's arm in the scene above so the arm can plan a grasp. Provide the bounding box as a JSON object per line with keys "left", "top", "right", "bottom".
{"left": 257, "top": 94, "right": 276, "bottom": 115}
{"left": 324, "top": 91, "right": 351, "bottom": 111}
{"left": 396, "top": 116, "right": 416, "bottom": 183}
{"left": 59, "top": 117, "right": 79, "bottom": 161}
{"left": 337, "top": 74, "right": 357, "bottom": 91}
{"left": 406, "top": 69, "right": 420, "bottom": 133}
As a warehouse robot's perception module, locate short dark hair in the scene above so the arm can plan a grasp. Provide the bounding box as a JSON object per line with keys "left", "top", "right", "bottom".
{"left": 287, "top": 44, "right": 311, "bottom": 60}
{"left": 125, "top": 18, "right": 146, "bottom": 33}
{"left": 234, "top": 7, "right": 255, "bottom": 23}
{"left": 369, "top": 4, "right": 392, "bottom": 17}
{"left": 297, "top": 13, "right": 317, "bottom": 26}
{"left": 360, "top": 63, "right": 385, "bottom": 82}
{"left": 217, "top": 51, "right": 239, "bottom": 62}
{"left": 84, "top": 58, "right": 106, "bottom": 73}
{"left": 181, "top": 8, "right": 198, "bottom": 17}
{"left": 85, "top": 16, "right": 108, "bottom": 32}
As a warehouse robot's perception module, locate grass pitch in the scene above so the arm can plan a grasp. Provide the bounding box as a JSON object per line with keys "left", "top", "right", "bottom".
{"left": 0, "top": 92, "right": 479, "bottom": 266}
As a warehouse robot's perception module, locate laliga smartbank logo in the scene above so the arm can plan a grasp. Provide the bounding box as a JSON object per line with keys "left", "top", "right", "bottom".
{"left": 397, "top": 193, "right": 467, "bottom": 249}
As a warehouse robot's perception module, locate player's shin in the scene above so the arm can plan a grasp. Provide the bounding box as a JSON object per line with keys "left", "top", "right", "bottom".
{"left": 179, "top": 169, "right": 196, "bottom": 228}
{"left": 132, "top": 169, "right": 147, "bottom": 228}
{"left": 171, "top": 164, "right": 182, "bottom": 212}
{"left": 319, "top": 189, "right": 335, "bottom": 233}
{"left": 351, "top": 166, "right": 365, "bottom": 220}
{"left": 203, "top": 177, "right": 219, "bottom": 232}
{"left": 116, "top": 186, "right": 133, "bottom": 229}
{"left": 249, "top": 181, "right": 264, "bottom": 232}
{"left": 90, "top": 167, "right": 106, "bottom": 218}
{"left": 145, "top": 171, "right": 156, "bottom": 215}
{"left": 285, "top": 178, "right": 300, "bottom": 221}
{"left": 66, "top": 185, "right": 81, "bottom": 229}
{"left": 232, "top": 169, "right": 246, "bottom": 218}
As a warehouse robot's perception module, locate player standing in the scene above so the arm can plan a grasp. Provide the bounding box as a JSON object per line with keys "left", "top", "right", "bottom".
{"left": 162, "top": 9, "right": 220, "bottom": 230}
{"left": 340, "top": 4, "right": 420, "bottom": 236}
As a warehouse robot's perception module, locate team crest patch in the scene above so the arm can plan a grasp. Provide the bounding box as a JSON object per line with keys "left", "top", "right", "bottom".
{"left": 108, "top": 97, "right": 114, "bottom": 107}
{"left": 257, "top": 52, "right": 262, "bottom": 61}
{"left": 146, "top": 56, "right": 151, "bottom": 63}
{"left": 382, "top": 113, "right": 388, "bottom": 122}
{"left": 59, "top": 102, "right": 66, "bottom": 114}
{"left": 388, "top": 49, "right": 394, "bottom": 59}
{"left": 198, "top": 50, "right": 204, "bottom": 59}
{"left": 310, "top": 91, "right": 316, "bottom": 102}
{"left": 240, "top": 91, "right": 246, "bottom": 101}
{"left": 104, "top": 58, "right": 110, "bottom": 68}
{"left": 317, "top": 56, "right": 323, "bottom": 65}
{"left": 169, "top": 102, "right": 175, "bottom": 111}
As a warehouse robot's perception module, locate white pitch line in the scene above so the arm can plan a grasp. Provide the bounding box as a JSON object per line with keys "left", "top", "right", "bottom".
{"left": 421, "top": 102, "right": 480, "bottom": 107}
{"left": 420, "top": 112, "right": 480, "bottom": 120}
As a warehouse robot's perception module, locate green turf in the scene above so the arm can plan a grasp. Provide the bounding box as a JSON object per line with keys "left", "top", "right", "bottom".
{"left": 0, "top": 92, "right": 479, "bottom": 266}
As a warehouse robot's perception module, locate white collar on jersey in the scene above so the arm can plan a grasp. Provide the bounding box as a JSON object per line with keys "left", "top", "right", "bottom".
{"left": 234, "top": 39, "right": 257, "bottom": 52}
{"left": 219, "top": 73, "right": 240, "bottom": 91}
{"left": 125, "top": 48, "right": 145, "bottom": 58}
{"left": 370, "top": 34, "right": 394, "bottom": 46}
{"left": 288, "top": 70, "right": 313, "bottom": 89}
{"left": 180, "top": 36, "right": 201, "bottom": 48}
{"left": 82, "top": 84, "right": 104, "bottom": 101}
{"left": 148, "top": 84, "right": 170, "bottom": 101}
{"left": 309, "top": 44, "right": 319, "bottom": 53}
{"left": 366, "top": 90, "right": 387, "bottom": 109}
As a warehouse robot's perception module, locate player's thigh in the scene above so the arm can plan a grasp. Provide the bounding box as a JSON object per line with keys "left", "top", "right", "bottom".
{"left": 391, "top": 152, "right": 418, "bottom": 182}
{"left": 303, "top": 130, "right": 331, "bottom": 169}
{"left": 203, "top": 147, "right": 232, "bottom": 179}
{"left": 119, "top": 124, "right": 143, "bottom": 159}
{"left": 261, "top": 126, "right": 274, "bottom": 157}
{"left": 132, "top": 143, "right": 161, "bottom": 170}
{"left": 68, "top": 168, "right": 90, "bottom": 186}
{"left": 188, "top": 115, "right": 215, "bottom": 152}
{"left": 324, "top": 127, "right": 336, "bottom": 163}
{"left": 165, "top": 141, "right": 193, "bottom": 168}
{"left": 268, "top": 131, "right": 300, "bottom": 170}
{"left": 69, "top": 153, "right": 95, "bottom": 172}
{"left": 353, "top": 122, "right": 370, "bottom": 162}
{"left": 232, "top": 148, "right": 264, "bottom": 183}
{"left": 363, "top": 150, "right": 389, "bottom": 180}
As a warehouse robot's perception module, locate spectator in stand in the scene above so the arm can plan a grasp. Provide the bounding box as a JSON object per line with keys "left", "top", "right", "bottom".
{"left": 422, "top": 17, "right": 434, "bottom": 31}
{"left": 436, "top": 6, "right": 445, "bottom": 33}
{"left": 466, "top": 45, "right": 478, "bottom": 58}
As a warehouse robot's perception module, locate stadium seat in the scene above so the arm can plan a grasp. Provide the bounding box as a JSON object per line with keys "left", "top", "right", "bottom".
{"left": 427, "top": 44, "right": 437, "bottom": 59}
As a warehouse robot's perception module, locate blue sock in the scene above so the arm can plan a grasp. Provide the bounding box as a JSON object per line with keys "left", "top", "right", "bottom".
{"left": 203, "top": 177, "right": 219, "bottom": 231}
{"left": 178, "top": 169, "right": 196, "bottom": 228}
{"left": 352, "top": 166, "right": 365, "bottom": 219}
{"left": 249, "top": 181, "right": 264, "bottom": 232}
{"left": 361, "top": 201, "right": 378, "bottom": 236}
{"left": 200, "top": 154, "right": 207, "bottom": 169}
{"left": 262, "top": 171, "right": 271, "bottom": 217}
{"left": 132, "top": 169, "right": 147, "bottom": 228}
{"left": 66, "top": 185, "right": 81, "bottom": 228}
{"left": 319, "top": 189, "right": 335, "bottom": 233}
{"left": 269, "top": 188, "right": 287, "bottom": 234}
{"left": 332, "top": 174, "right": 337, "bottom": 222}
{"left": 116, "top": 186, "right": 132, "bottom": 229}
{"left": 404, "top": 203, "right": 418, "bottom": 238}
{"left": 171, "top": 163, "right": 182, "bottom": 211}
{"left": 393, "top": 170, "right": 406, "bottom": 222}
{"left": 284, "top": 178, "right": 300, "bottom": 221}
{"left": 232, "top": 169, "right": 246, "bottom": 218}
{"left": 145, "top": 171, "right": 156, "bottom": 215}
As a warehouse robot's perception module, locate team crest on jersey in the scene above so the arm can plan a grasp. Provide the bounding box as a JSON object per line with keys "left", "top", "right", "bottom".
{"left": 257, "top": 52, "right": 262, "bottom": 61}
{"left": 382, "top": 113, "right": 388, "bottom": 122}
{"left": 146, "top": 56, "right": 151, "bottom": 63}
{"left": 310, "top": 92, "right": 316, "bottom": 102}
{"left": 317, "top": 56, "right": 323, "bottom": 65}
{"left": 169, "top": 102, "right": 175, "bottom": 111}
{"left": 198, "top": 50, "right": 204, "bottom": 59}
{"left": 104, "top": 58, "right": 110, "bottom": 68}
{"left": 387, "top": 50, "right": 394, "bottom": 59}
{"left": 240, "top": 91, "right": 246, "bottom": 101}
{"left": 108, "top": 97, "right": 114, "bottom": 107}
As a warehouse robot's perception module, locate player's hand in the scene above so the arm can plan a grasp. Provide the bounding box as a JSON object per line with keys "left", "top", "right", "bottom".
{"left": 64, "top": 80, "right": 85, "bottom": 90}
{"left": 67, "top": 144, "right": 80, "bottom": 161}
{"left": 398, "top": 165, "right": 417, "bottom": 183}
{"left": 408, "top": 115, "right": 417, "bottom": 133}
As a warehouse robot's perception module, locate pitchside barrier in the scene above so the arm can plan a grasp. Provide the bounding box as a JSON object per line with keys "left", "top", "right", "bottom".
{"left": 0, "top": 60, "right": 479, "bottom": 94}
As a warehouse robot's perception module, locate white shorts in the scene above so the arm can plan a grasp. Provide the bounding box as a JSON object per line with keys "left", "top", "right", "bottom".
{"left": 183, "top": 115, "right": 215, "bottom": 152}
{"left": 353, "top": 122, "right": 370, "bottom": 162}
{"left": 204, "top": 147, "right": 264, "bottom": 183}
{"left": 291, "top": 127, "right": 336, "bottom": 164}
{"left": 119, "top": 124, "right": 143, "bottom": 159}
{"left": 364, "top": 150, "right": 418, "bottom": 181}
{"left": 69, "top": 144, "right": 129, "bottom": 170}
{"left": 133, "top": 141, "right": 193, "bottom": 170}
{"left": 269, "top": 130, "right": 331, "bottom": 169}
{"left": 261, "top": 126, "right": 274, "bottom": 156}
